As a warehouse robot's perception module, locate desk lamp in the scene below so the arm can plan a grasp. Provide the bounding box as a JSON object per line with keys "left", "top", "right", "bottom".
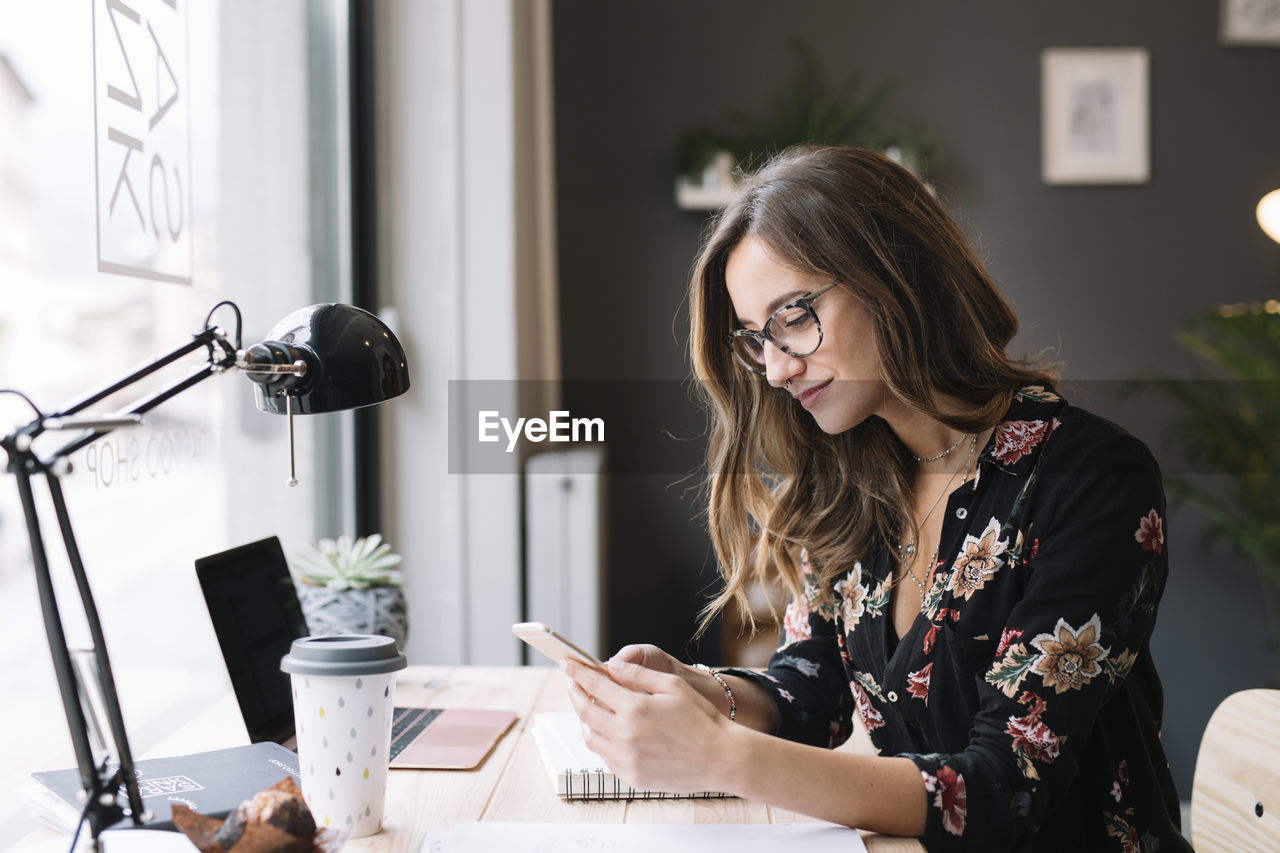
{"left": 0, "top": 301, "right": 409, "bottom": 849}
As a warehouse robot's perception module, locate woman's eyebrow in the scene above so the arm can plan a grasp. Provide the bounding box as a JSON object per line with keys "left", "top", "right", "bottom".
{"left": 758, "top": 290, "right": 808, "bottom": 322}
{"left": 734, "top": 289, "right": 808, "bottom": 329}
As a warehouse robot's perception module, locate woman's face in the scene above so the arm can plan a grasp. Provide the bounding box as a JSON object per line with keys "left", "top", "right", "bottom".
{"left": 724, "top": 235, "right": 888, "bottom": 435}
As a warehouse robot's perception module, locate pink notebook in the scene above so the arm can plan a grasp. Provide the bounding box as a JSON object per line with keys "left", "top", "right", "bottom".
{"left": 388, "top": 707, "right": 519, "bottom": 770}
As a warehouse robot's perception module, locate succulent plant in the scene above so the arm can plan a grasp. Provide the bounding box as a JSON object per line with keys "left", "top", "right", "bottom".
{"left": 289, "top": 534, "right": 404, "bottom": 591}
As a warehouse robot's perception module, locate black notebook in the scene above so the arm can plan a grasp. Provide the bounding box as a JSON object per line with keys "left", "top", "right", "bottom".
{"left": 31, "top": 741, "right": 299, "bottom": 830}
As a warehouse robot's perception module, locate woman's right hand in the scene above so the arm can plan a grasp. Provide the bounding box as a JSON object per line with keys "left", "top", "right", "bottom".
{"left": 607, "top": 643, "right": 680, "bottom": 672}
{"left": 607, "top": 644, "right": 736, "bottom": 720}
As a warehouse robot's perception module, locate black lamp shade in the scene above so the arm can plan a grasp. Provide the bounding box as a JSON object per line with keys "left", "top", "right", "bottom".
{"left": 247, "top": 304, "right": 410, "bottom": 414}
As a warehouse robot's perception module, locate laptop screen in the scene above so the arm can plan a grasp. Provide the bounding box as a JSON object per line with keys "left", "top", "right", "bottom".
{"left": 195, "top": 536, "right": 307, "bottom": 744}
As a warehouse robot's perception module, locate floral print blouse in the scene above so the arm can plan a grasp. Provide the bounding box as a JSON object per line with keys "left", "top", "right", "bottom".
{"left": 728, "top": 387, "right": 1193, "bottom": 852}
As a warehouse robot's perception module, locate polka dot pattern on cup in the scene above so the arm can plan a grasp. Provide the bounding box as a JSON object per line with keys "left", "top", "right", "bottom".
{"left": 289, "top": 669, "right": 397, "bottom": 839}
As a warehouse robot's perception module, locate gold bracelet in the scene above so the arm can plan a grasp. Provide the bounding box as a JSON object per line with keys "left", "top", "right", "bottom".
{"left": 693, "top": 663, "right": 736, "bottom": 721}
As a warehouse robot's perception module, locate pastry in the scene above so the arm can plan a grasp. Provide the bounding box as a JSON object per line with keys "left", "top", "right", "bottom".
{"left": 214, "top": 788, "right": 317, "bottom": 849}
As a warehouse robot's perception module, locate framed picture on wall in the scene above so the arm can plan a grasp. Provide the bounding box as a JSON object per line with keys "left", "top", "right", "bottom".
{"left": 1221, "top": 0, "right": 1280, "bottom": 45}
{"left": 1041, "top": 48, "right": 1150, "bottom": 186}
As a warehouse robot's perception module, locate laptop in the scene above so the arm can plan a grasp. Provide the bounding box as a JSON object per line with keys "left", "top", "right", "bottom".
{"left": 195, "top": 537, "right": 517, "bottom": 770}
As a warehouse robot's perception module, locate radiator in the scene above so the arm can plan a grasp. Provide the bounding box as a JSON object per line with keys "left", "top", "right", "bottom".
{"left": 523, "top": 446, "right": 607, "bottom": 660}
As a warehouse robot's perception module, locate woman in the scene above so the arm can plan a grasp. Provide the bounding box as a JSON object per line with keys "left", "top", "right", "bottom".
{"left": 563, "top": 146, "right": 1191, "bottom": 852}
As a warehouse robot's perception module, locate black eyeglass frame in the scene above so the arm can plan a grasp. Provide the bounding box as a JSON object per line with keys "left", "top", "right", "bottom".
{"left": 724, "top": 282, "right": 840, "bottom": 375}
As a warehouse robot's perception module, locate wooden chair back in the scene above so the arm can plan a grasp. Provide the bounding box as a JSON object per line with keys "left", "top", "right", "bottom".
{"left": 1191, "top": 688, "right": 1280, "bottom": 852}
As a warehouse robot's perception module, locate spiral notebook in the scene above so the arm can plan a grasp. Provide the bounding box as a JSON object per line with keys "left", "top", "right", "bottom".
{"left": 530, "top": 712, "right": 733, "bottom": 801}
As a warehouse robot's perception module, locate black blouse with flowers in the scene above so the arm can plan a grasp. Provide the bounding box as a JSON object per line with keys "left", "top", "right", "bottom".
{"left": 727, "top": 386, "right": 1192, "bottom": 853}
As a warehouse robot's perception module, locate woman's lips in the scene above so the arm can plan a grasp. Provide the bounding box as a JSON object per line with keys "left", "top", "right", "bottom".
{"left": 793, "top": 380, "right": 831, "bottom": 410}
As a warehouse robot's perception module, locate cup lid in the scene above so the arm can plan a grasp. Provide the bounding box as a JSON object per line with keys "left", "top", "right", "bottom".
{"left": 280, "top": 634, "right": 407, "bottom": 676}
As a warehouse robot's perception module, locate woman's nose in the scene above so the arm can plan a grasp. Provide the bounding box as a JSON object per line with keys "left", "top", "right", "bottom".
{"left": 764, "top": 341, "right": 805, "bottom": 388}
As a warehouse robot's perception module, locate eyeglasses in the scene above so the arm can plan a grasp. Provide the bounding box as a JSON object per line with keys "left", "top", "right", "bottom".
{"left": 724, "top": 282, "right": 839, "bottom": 375}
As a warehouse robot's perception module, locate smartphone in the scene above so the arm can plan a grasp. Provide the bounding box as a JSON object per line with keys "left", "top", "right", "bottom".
{"left": 512, "top": 622, "right": 606, "bottom": 671}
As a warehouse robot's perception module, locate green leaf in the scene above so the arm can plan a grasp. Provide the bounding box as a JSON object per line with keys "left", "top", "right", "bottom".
{"left": 852, "top": 670, "right": 885, "bottom": 702}
{"left": 1151, "top": 300, "right": 1280, "bottom": 652}
{"left": 676, "top": 39, "right": 938, "bottom": 181}
{"left": 290, "top": 534, "right": 404, "bottom": 587}
{"left": 985, "top": 643, "right": 1037, "bottom": 698}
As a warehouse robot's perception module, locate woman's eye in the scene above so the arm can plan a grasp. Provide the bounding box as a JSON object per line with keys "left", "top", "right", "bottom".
{"left": 782, "top": 311, "right": 814, "bottom": 330}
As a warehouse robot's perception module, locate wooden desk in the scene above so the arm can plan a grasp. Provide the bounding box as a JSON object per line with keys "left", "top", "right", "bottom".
{"left": 6, "top": 666, "right": 921, "bottom": 852}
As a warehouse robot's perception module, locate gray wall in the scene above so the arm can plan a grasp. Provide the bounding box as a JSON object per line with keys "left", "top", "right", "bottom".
{"left": 552, "top": 0, "right": 1280, "bottom": 797}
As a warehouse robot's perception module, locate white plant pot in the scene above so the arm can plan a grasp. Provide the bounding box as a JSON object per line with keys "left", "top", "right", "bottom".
{"left": 296, "top": 585, "right": 409, "bottom": 649}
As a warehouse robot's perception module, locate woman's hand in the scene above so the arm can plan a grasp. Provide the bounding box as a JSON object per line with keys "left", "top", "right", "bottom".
{"left": 608, "top": 643, "right": 682, "bottom": 674}
{"left": 565, "top": 652, "right": 927, "bottom": 836}
{"left": 606, "top": 644, "right": 737, "bottom": 718}
{"left": 563, "top": 653, "right": 736, "bottom": 795}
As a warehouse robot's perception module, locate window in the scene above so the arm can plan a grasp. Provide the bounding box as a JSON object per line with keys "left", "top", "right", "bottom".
{"left": 0, "top": 0, "right": 353, "bottom": 831}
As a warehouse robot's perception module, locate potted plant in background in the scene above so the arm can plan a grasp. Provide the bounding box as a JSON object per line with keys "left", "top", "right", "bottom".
{"left": 1157, "top": 299, "right": 1280, "bottom": 662}
{"left": 289, "top": 534, "right": 409, "bottom": 649}
{"left": 675, "top": 39, "right": 941, "bottom": 210}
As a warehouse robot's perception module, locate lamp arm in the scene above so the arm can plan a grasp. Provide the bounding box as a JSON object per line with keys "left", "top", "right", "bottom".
{"left": 10, "top": 466, "right": 124, "bottom": 830}
{"left": 51, "top": 359, "right": 226, "bottom": 463}
{"left": 53, "top": 472, "right": 147, "bottom": 832}
{"left": 6, "top": 326, "right": 236, "bottom": 467}
{"left": 0, "top": 318, "right": 238, "bottom": 848}
{"left": 45, "top": 327, "right": 235, "bottom": 423}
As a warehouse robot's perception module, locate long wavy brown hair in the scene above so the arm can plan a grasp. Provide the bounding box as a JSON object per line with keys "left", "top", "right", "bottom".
{"left": 689, "top": 145, "right": 1056, "bottom": 635}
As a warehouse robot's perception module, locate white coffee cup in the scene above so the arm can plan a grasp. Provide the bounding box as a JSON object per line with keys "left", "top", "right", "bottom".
{"left": 280, "top": 634, "right": 407, "bottom": 837}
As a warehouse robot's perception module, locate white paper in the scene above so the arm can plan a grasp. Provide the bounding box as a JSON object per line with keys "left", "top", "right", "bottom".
{"left": 529, "top": 713, "right": 731, "bottom": 800}
{"left": 421, "top": 821, "right": 868, "bottom": 853}
{"left": 16, "top": 783, "right": 80, "bottom": 834}
{"left": 98, "top": 829, "right": 200, "bottom": 852}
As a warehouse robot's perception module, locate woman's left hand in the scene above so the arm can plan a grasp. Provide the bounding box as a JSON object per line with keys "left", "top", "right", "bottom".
{"left": 563, "top": 656, "right": 735, "bottom": 794}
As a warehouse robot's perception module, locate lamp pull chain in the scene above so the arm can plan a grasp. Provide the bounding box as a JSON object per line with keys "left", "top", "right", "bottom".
{"left": 286, "top": 394, "right": 299, "bottom": 487}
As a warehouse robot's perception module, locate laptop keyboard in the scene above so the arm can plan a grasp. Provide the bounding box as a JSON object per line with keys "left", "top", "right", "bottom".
{"left": 388, "top": 707, "right": 444, "bottom": 761}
